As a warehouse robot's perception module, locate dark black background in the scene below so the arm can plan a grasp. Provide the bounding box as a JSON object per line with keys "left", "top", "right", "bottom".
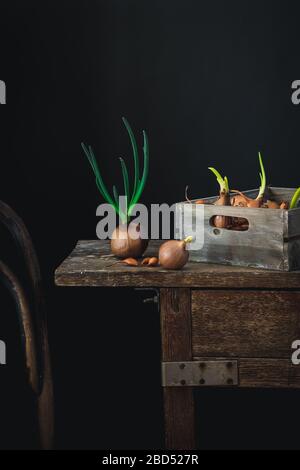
{"left": 0, "top": 0, "right": 300, "bottom": 450}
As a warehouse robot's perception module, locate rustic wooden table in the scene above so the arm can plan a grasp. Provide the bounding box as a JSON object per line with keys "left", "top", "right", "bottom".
{"left": 55, "top": 240, "right": 300, "bottom": 450}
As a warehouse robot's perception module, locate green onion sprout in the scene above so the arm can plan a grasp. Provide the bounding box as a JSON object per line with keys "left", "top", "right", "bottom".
{"left": 257, "top": 151, "right": 266, "bottom": 200}
{"left": 290, "top": 187, "right": 300, "bottom": 209}
{"left": 208, "top": 167, "right": 229, "bottom": 194}
{"left": 82, "top": 117, "right": 149, "bottom": 224}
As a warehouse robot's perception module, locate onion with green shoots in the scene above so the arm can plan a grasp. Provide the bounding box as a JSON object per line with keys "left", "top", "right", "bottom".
{"left": 208, "top": 167, "right": 232, "bottom": 228}
{"left": 82, "top": 117, "right": 149, "bottom": 258}
{"left": 232, "top": 152, "right": 266, "bottom": 208}
{"left": 232, "top": 152, "right": 289, "bottom": 209}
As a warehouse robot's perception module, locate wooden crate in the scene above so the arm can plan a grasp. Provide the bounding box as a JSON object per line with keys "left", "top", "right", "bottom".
{"left": 175, "top": 187, "right": 300, "bottom": 271}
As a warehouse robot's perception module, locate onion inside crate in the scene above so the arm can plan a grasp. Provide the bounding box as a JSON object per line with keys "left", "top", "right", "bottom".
{"left": 209, "top": 216, "right": 249, "bottom": 232}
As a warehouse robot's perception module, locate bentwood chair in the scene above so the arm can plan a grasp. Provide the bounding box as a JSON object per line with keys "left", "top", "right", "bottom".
{"left": 0, "top": 201, "right": 54, "bottom": 449}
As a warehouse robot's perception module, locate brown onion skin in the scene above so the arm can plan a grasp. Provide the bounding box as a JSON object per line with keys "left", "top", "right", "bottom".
{"left": 232, "top": 217, "right": 249, "bottom": 228}
{"left": 159, "top": 240, "right": 189, "bottom": 270}
{"left": 122, "top": 257, "right": 139, "bottom": 266}
{"left": 231, "top": 195, "right": 247, "bottom": 207}
{"left": 231, "top": 190, "right": 263, "bottom": 208}
{"left": 213, "top": 215, "right": 231, "bottom": 229}
{"left": 266, "top": 200, "right": 280, "bottom": 209}
{"left": 280, "top": 201, "right": 289, "bottom": 210}
{"left": 213, "top": 191, "right": 232, "bottom": 228}
{"left": 110, "top": 223, "right": 148, "bottom": 259}
{"left": 148, "top": 257, "right": 159, "bottom": 267}
{"left": 247, "top": 197, "right": 263, "bottom": 208}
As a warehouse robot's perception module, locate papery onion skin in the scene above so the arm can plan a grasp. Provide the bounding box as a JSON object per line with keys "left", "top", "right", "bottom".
{"left": 148, "top": 257, "right": 159, "bottom": 267}
{"left": 111, "top": 224, "right": 148, "bottom": 259}
{"left": 231, "top": 195, "right": 247, "bottom": 207}
{"left": 266, "top": 200, "right": 280, "bottom": 209}
{"left": 213, "top": 215, "right": 231, "bottom": 229}
{"left": 231, "top": 217, "right": 249, "bottom": 228}
{"left": 231, "top": 190, "right": 263, "bottom": 208}
{"left": 213, "top": 191, "right": 232, "bottom": 228}
{"left": 122, "top": 258, "right": 139, "bottom": 266}
{"left": 159, "top": 238, "right": 192, "bottom": 270}
{"left": 280, "top": 201, "right": 289, "bottom": 210}
{"left": 247, "top": 198, "right": 263, "bottom": 208}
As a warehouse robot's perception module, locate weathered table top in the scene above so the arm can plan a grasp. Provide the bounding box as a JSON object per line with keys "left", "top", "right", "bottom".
{"left": 55, "top": 240, "right": 300, "bottom": 289}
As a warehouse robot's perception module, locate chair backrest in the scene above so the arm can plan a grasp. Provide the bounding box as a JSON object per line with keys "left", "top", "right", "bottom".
{"left": 0, "top": 200, "right": 54, "bottom": 449}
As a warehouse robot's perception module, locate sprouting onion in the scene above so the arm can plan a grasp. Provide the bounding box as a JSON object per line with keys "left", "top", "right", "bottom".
{"left": 208, "top": 167, "right": 229, "bottom": 196}
{"left": 232, "top": 152, "right": 266, "bottom": 208}
{"left": 290, "top": 187, "right": 300, "bottom": 209}
{"left": 208, "top": 167, "right": 231, "bottom": 228}
{"left": 81, "top": 117, "right": 149, "bottom": 224}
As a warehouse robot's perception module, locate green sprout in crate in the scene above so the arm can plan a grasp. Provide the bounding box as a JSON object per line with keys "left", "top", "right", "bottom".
{"left": 208, "top": 167, "right": 232, "bottom": 229}
{"left": 231, "top": 152, "right": 267, "bottom": 208}
{"left": 290, "top": 187, "right": 300, "bottom": 209}
{"left": 231, "top": 153, "right": 289, "bottom": 210}
{"left": 82, "top": 117, "right": 149, "bottom": 259}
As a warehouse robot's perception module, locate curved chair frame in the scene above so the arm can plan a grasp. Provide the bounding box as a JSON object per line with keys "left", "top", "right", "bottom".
{"left": 0, "top": 201, "right": 54, "bottom": 449}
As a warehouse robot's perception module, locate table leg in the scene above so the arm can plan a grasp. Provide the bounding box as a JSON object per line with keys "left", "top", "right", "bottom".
{"left": 160, "top": 288, "right": 196, "bottom": 450}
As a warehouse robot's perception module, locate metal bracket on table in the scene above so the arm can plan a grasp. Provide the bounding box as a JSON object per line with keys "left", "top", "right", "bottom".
{"left": 135, "top": 288, "right": 160, "bottom": 310}
{"left": 162, "top": 360, "right": 238, "bottom": 387}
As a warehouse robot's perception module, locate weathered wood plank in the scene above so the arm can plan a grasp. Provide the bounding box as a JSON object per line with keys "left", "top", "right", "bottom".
{"left": 193, "top": 357, "right": 300, "bottom": 388}
{"left": 267, "top": 187, "right": 298, "bottom": 203}
{"left": 288, "top": 208, "right": 300, "bottom": 239}
{"left": 192, "top": 290, "right": 300, "bottom": 359}
{"left": 0, "top": 200, "right": 54, "bottom": 450}
{"left": 289, "top": 363, "right": 300, "bottom": 388}
{"left": 160, "top": 288, "right": 196, "bottom": 450}
{"left": 55, "top": 240, "right": 300, "bottom": 289}
{"left": 238, "top": 358, "right": 289, "bottom": 388}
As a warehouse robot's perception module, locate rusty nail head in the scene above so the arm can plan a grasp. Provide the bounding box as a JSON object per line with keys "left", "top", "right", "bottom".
{"left": 180, "top": 379, "right": 186, "bottom": 386}
{"left": 199, "top": 378, "right": 205, "bottom": 385}
{"left": 179, "top": 363, "right": 185, "bottom": 370}
{"left": 199, "top": 362, "right": 206, "bottom": 369}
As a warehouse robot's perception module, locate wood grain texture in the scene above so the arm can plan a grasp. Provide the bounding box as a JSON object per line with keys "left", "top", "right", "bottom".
{"left": 160, "top": 289, "right": 196, "bottom": 450}
{"left": 0, "top": 260, "right": 39, "bottom": 393}
{"left": 194, "top": 357, "right": 300, "bottom": 388}
{"left": 0, "top": 200, "right": 54, "bottom": 450}
{"left": 290, "top": 363, "right": 300, "bottom": 388}
{"left": 161, "top": 289, "right": 192, "bottom": 362}
{"left": 192, "top": 290, "right": 300, "bottom": 359}
{"left": 55, "top": 240, "right": 300, "bottom": 289}
{"left": 238, "top": 359, "right": 289, "bottom": 388}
